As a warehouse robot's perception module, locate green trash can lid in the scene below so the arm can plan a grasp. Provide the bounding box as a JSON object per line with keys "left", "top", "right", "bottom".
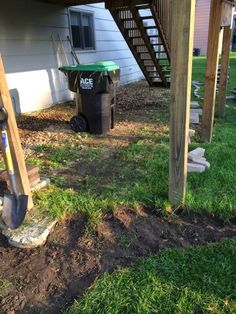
{"left": 60, "top": 61, "right": 119, "bottom": 73}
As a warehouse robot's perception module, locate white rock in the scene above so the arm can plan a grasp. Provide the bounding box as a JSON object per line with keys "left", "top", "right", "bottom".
{"left": 188, "top": 148, "right": 205, "bottom": 160}
{"left": 188, "top": 163, "right": 206, "bottom": 173}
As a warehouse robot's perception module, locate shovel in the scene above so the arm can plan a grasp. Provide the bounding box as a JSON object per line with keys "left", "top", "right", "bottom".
{"left": 0, "top": 107, "right": 28, "bottom": 229}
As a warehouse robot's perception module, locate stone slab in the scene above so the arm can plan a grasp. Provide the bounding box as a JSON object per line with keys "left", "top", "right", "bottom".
{"left": 31, "top": 178, "right": 50, "bottom": 191}
{"left": 188, "top": 148, "right": 205, "bottom": 160}
{"left": 188, "top": 163, "right": 206, "bottom": 173}
{"left": 0, "top": 218, "right": 58, "bottom": 249}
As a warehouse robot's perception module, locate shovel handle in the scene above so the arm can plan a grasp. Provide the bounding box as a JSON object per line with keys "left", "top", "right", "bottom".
{"left": 1, "top": 130, "right": 14, "bottom": 175}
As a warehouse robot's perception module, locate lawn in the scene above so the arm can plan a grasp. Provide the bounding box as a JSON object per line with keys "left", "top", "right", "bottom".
{"left": 68, "top": 239, "right": 236, "bottom": 314}
{"left": 0, "top": 54, "right": 236, "bottom": 312}
{"left": 65, "top": 55, "right": 236, "bottom": 313}
{"left": 29, "top": 54, "right": 236, "bottom": 226}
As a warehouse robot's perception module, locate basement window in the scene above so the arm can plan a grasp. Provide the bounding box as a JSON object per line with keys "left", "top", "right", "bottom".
{"left": 70, "top": 10, "right": 95, "bottom": 50}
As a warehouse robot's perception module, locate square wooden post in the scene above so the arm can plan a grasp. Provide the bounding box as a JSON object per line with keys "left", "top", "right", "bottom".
{"left": 169, "top": 0, "right": 196, "bottom": 205}
{"left": 219, "top": 26, "right": 232, "bottom": 118}
{"left": 201, "top": 0, "right": 223, "bottom": 142}
{"left": 0, "top": 55, "right": 33, "bottom": 209}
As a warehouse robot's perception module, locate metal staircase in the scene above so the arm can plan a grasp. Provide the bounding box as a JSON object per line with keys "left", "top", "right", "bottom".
{"left": 106, "top": 0, "right": 171, "bottom": 87}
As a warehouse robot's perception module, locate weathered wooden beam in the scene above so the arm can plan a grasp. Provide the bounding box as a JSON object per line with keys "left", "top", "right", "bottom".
{"left": 219, "top": 26, "right": 232, "bottom": 118}
{"left": 105, "top": 0, "right": 152, "bottom": 9}
{"left": 0, "top": 55, "right": 33, "bottom": 209}
{"left": 169, "top": 0, "right": 196, "bottom": 205}
{"left": 201, "top": 0, "right": 223, "bottom": 142}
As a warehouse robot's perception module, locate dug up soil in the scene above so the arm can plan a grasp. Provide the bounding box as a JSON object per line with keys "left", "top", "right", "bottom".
{"left": 0, "top": 207, "right": 236, "bottom": 313}
{"left": 0, "top": 81, "right": 236, "bottom": 313}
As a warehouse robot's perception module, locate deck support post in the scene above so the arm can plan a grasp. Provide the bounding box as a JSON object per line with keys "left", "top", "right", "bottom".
{"left": 219, "top": 26, "right": 232, "bottom": 118}
{"left": 0, "top": 55, "right": 33, "bottom": 209}
{"left": 201, "top": 0, "right": 223, "bottom": 142}
{"left": 169, "top": 0, "right": 196, "bottom": 205}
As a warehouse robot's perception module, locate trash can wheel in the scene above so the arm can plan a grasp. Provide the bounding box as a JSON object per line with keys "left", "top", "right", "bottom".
{"left": 70, "top": 114, "right": 87, "bottom": 133}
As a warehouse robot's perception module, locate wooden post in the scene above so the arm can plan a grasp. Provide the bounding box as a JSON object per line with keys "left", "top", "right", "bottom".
{"left": 219, "top": 26, "right": 232, "bottom": 118}
{"left": 0, "top": 55, "right": 33, "bottom": 209}
{"left": 201, "top": 0, "right": 223, "bottom": 142}
{"left": 169, "top": 0, "right": 196, "bottom": 205}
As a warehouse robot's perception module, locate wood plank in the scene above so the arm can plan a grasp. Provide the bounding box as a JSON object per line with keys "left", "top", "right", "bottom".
{"left": 169, "top": 0, "right": 196, "bottom": 205}
{"left": 219, "top": 26, "right": 232, "bottom": 118}
{"left": 201, "top": 0, "right": 223, "bottom": 142}
{"left": 0, "top": 165, "right": 40, "bottom": 190}
{"left": 0, "top": 55, "right": 33, "bottom": 209}
{"left": 108, "top": 8, "right": 153, "bottom": 86}
{"left": 130, "top": 6, "right": 168, "bottom": 86}
{"left": 221, "top": 2, "right": 234, "bottom": 27}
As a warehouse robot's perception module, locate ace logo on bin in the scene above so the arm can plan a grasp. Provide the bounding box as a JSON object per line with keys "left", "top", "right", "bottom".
{"left": 80, "top": 78, "right": 94, "bottom": 90}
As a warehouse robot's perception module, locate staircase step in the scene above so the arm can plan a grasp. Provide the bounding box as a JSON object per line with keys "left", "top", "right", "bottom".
{"left": 140, "top": 16, "right": 153, "bottom": 20}
{"left": 136, "top": 4, "right": 151, "bottom": 10}
{"left": 144, "top": 26, "right": 157, "bottom": 29}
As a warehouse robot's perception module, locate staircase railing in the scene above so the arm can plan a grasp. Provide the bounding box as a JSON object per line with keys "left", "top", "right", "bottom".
{"left": 153, "top": 0, "right": 172, "bottom": 50}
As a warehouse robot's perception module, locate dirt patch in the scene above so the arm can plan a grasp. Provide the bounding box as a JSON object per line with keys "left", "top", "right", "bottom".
{"left": 0, "top": 207, "right": 236, "bottom": 313}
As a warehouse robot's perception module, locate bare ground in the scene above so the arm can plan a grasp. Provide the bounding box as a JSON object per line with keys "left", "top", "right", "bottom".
{"left": 0, "top": 81, "right": 235, "bottom": 313}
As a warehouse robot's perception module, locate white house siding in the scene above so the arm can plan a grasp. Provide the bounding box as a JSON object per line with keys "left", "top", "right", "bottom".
{"left": 0, "top": 1, "right": 143, "bottom": 114}
{"left": 71, "top": 3, "right": 143, "bottom": 85}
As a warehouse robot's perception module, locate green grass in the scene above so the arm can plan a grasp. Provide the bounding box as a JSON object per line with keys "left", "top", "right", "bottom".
{"left": 68, "top": 238, "right": 236, "bottom": 314}
{"left": 33, "top": 53, "right": 236, "bottom": 226}
{"left": 186, "top": 52, "right": 236, "bottom": 220}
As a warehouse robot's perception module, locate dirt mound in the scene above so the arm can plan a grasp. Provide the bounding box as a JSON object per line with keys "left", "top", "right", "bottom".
{"left": 0, "top": 207, "right": 236, "bottom": 313}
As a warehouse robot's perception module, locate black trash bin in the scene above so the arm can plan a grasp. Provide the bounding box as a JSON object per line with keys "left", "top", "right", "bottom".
{"left": 59, "top": 61, "right": 120, "bottom": 135}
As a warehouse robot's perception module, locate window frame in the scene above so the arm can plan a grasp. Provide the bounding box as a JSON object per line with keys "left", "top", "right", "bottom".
{"left": 69, "top": 8, "right": 96, "bottom": 52}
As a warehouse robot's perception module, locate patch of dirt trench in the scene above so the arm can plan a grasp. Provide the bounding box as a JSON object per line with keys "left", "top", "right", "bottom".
{"left": 0, "top": 207, "right": 236, "bottom": 313}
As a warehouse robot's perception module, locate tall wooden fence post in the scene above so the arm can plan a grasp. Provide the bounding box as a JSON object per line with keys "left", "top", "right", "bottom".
{"left": 0, "top": 55, "right": 33, "bottom": 209}
{"left": 219, "top": 26, "right": 232, "bottom": 118}
{"left": 201, "top": 0, "right": 223, "bottom": 142}
{"left": 169, "top": 0, "right": 196, "bottom": 205}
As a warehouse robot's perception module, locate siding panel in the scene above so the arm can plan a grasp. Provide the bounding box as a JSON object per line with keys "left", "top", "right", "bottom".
{"left": 0, "top": 1, "right": 143, "bottom": 113}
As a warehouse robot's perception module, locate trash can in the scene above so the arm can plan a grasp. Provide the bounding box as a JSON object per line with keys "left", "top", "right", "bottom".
{"left": 59, "top": 61, "right": 120, "bottom": 135}
{"left": 193, "top": 48, "right": 201, "bottom": 56}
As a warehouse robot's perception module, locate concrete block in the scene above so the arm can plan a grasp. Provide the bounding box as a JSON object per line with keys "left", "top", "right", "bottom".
{"left": 188, "top": 148, "right": 205, "bottom": 160}
{"left": 191, "top": 108, "right": 203, "bottom": 115}
{"left": 190, "top": 101, "right": 200, "bottom": 108}
{"left": 188, "top": 163, "right": 206, "bottom": 173}
{"left": 189, "top": 129, "right": 196, "bottom": 137}
{"left": 190, "top": 112, "right": 199, "bottom": 124}
{"left": 192, "top": 158, "right": 210, "bottom": 169}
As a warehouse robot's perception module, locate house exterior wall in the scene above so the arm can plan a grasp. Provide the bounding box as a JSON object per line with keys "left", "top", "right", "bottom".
{"left": 0, "top": 0, "right": 143, "bottom": 114}
{"left": 194, "top": 0, "right": 211, "bottom": 55}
